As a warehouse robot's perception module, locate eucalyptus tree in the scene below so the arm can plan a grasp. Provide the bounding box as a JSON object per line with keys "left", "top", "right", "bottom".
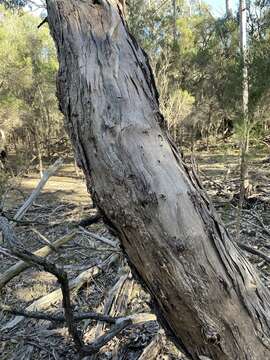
{"left": 0, "top": 6, "right": 63, "bottom": 170}
{"left": 46, "top": 1, "right": 270, "bottom": 358}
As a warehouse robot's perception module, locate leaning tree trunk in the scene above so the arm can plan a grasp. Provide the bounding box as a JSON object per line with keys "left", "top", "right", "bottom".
{"left": 46, "top": 1, "right": 270, "bottom": 359}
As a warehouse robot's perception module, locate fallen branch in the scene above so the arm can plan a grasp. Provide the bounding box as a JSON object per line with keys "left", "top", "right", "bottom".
{"left": 32, "top": 228, "right": 56, "bottom": 250}
{"left": 0, "top": 216, "right": 83, "bottom": 350}
{"left": 14, "top": 158, "right": 63, "bottom": 221}
{"left": 93, "top": 273, "right": 129, "bottom": 341}
{"left": 237, "top": 242, "right": 270, "bottom": 265}
{"left": 112, "top": 276, "right": 134, "bottom": 317}
{"left": 123, "top": 313, "right": 157, "bottom": 324}
{"left": 0, "top": 231, "right": 77, "bottom": 290}
{"left": 79, "top": 227, "right": 119, "bottom": 248}
{"left": 82, "top": 313, "right": 157, "bottom": 355}
{"left": 91, "top": 273, "right": 134, "bottom": 358}
{"left": 0, "top": 216, "right": 125, "bottom": 356}
{"left": 0, "top": 212, "right": 48, "bottom": 226}
{"left": 1, "top": 254, "right": 118, "bottom": 330}
{"left": 83, "top": 319, "right": 130, "bottom": 354}
{"left": 0, "top": 304, "right": 117, "bottom": 324}
{"left": 108, "top": 274, "right": 134, "bottom": 357}
{"left": 138, "top": 330, "right": 164, "bottom": 360}
{"left": 2, "top": 209, "right": 101, "bottom": 228}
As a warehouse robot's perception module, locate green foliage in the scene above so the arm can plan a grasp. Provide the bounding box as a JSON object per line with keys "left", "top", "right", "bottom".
{"left": 0, "top": 6, "right": 66, "bottom": 166}
{"left": 0, "top": 0, "right": 27, "bottom": 9}
{"left": 127, "top": 0, "right": 270, "bottom": 147}
{"left": 1, "top": 0, "right": 270, "bottom": 161}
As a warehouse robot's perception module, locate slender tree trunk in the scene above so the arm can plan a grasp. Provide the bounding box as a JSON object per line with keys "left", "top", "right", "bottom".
{"left": 226, "top": 0, "right": 232, "bottom": 17}
{"left": 188, "top": 0, "right": 192, "bottom": 16}
{"left": 240, "top": 0, "right": 249, "bottom": 183}
{"left": 38, "top": 84, "right": 52, "bottom": 158}
{"left": 46, "top": 1, "right": 270, "bottom": 359}
{"left": 237, "top": 0, "right": 250, "bottom": 238}
{"left": 34, "top": 131, "right": 43, "bottom": 178}
{"left": 0, "top": 129, "right": 6, "bottom": 147}
{"left": 172, "top": 0, "right": 177, "bottom": 44}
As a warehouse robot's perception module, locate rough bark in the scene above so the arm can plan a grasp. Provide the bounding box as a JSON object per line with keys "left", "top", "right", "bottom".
{"left": 46, "top": 1, "right": 270, "bottom": 359}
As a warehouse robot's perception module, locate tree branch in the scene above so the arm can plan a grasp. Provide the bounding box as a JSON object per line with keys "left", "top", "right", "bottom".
{"left": 37, "top": 17, "right": 48, "bottom": 29}
{"left": 0, "top": 304, "right": 118, "bottom": 324}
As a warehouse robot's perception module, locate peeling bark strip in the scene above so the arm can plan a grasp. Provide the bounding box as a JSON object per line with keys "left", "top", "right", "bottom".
{"left": 46, "top": 1, "right": 270, "bottom": 358}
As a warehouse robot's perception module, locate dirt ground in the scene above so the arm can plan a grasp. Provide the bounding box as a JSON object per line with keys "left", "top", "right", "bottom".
{"left": 0, "top": 149, "right": 270, "bottom": 359}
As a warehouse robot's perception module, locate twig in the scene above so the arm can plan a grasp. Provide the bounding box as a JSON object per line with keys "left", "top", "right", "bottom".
{"left": 37, "top": 17, "right": 48, "bottom": 29}
{"left": 31, "top": 228, "right": 56, "bottom": 250}
{"left": 79, "top": 227, "right": 119, "bottom": 248}
{"left": 82, "top": 313, "right": 156, "bottom": 355}
{"left": 252, "top": 212, "right": 270, "bottom": 237}
{"left": 0, "top": 246, "right": 19, "bottom": 260}
{"left": 0, "top": 304, "right": 117, "bottom": 324}
{"left": 228, "top": 205, "right": 270, "bottom": 238}
{"left": 82, "top": 319, "right": 131, "bottom": 354}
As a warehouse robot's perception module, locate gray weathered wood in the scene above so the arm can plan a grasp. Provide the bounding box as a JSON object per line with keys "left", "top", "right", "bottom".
{"left": 46, "top": 1, "right": 270, "bottom": 358}
{"left": 15, "top": 158, "right": 63, "bottom": 220}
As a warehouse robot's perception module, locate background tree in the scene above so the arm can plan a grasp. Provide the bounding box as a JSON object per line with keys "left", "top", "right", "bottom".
{"left": 0, "top": 5, "right": 67, "bottom": 174}
{"left": 127, "top": 0, "right": 270, "bottom": 152}
{"left": 0, "top": 0, "right": 27, "bottom": 9}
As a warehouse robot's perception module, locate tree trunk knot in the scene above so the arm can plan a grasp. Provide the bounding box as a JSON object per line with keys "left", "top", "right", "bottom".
{"left": 202, "top": 324, "right": 221, "bottom": 345}
{"left": 169, "top": 236, "right": 186, "bottom": 254}
{"left": 140, "top": 192, "right": 158, "bottom": 207}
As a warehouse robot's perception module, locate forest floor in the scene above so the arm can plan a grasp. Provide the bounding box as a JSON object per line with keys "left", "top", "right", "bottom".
{"left": 1, "top": 148, "right": 270, "bottom": 360}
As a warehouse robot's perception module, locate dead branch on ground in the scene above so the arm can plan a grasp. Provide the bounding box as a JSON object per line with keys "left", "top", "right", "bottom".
{"left": 237, "top": 242, "right": 270, "bottom": 265}
{"left": 0, "top": 216, "right": 155, "bottom": 356}
{"left": 14, "top": 158, "right": 63, "bottom": 221}
{"left": 0, "top": 231, "right": 77, "bottom": 290}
